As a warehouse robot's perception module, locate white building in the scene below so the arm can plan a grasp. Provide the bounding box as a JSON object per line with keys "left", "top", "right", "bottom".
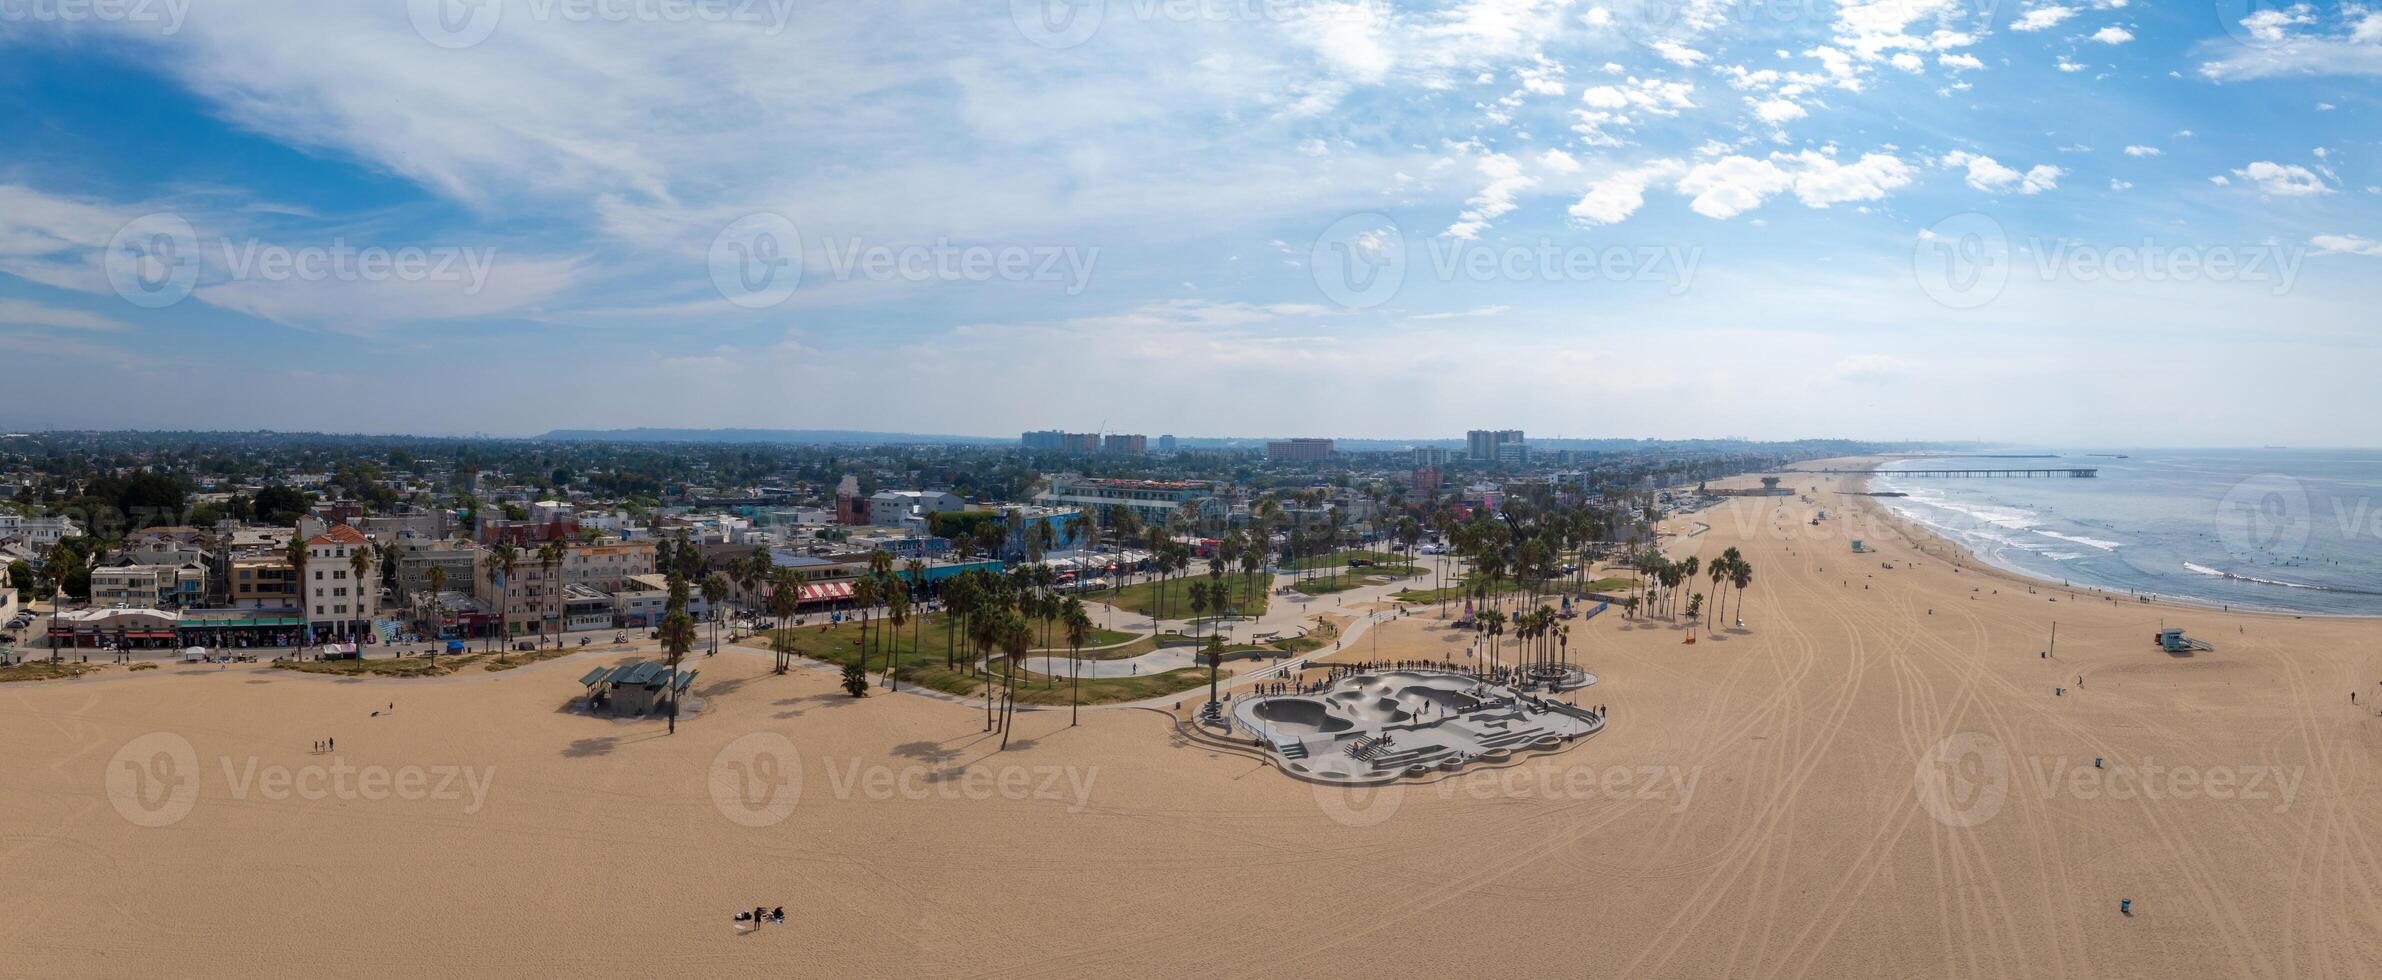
{"left": 0, "top": 515, "right": 81, "bottom": 546}
{"left": 302, "top": 524, "right": 379, "bottom": 639}
{"left": 868, "top": 490, "right": 967, "bottom": 529}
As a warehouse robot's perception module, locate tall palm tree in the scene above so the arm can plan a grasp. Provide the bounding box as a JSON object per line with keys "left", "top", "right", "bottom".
{"left": 346, "top": 545, "right": 373, "bottom": 645}
{"left": 766, "top": 565, "right": 799, "bottom": 673}
{"left": 996, "top": 608, "right": 1029, "bottom": 748}
{"left": 883, "top": 580, "right": 909, "bottom": 691}
{"left": 487, "top": 543, "right": 518, "bottom": 658}
{"left": 1062, "top": 596, "right": 1089, "bottom": 727}
{"left": 539, "top": 541, "right": 566, "bottom": 648}
{"left": 1708, "top": 557, "right": 1728, "bottom": 629}
{"left": 702, "top": 571, "right": 730, "bottom": 655}
{"left": 852, "top": 575, "right": 880, "bottom": 682}
{"left": 425, "top": 564, "right": 448, "bottom": 650}
{"left": 657, "top": 575, "right": 696, "bottom": 736}
{"left": 1730, "top": 559, "right": 1753, "bottom": 627}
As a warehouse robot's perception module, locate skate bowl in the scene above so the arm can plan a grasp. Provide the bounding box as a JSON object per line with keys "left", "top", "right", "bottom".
{"left": 1224, "top": 668, "right": 1603, "bottom": 786}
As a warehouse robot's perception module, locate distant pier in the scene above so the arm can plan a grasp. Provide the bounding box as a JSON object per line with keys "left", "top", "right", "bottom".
{"left": 1785, "top": 467, "right": 2098, "bottom": 478}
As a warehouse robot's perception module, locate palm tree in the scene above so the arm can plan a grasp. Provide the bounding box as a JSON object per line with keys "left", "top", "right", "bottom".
{"left": 1730, "top": 558, "right": 1753, "bottom": 627}
{"left": 766, "top": 566, "right": 798, "bottom": 673}
{"left": 425, "top": 564, "right": 448, "bottom": 652}
{"left": 486, "top": 543, "right": 518, "bottom": 658}
{"left": 657, "top": 577, "right": 696, "bottom": 736}
{"left": 1679, "top": 556, "right": 1699, "bottom": 625}
{"left": 539, "top": 541, "right": 566, "bottom": 648}
{"left": 702, "top": 571, "right": 730, "bottom": 655}
{"left": 996, "top": 609, "right": 1029, "bottom": 749}
{"left": 851, "top": 575, "right": 880, "bottom": 683}
{"left": 345, "top": 544, "right": 374, "bottom": 646}
{"left": 1062, "top": 596, "right": 1090, "bottom": 727}
{"left": 1708, "top": 557, "right": 1728, "bottom": 629}
{"left": 883, "top": 581, "right": 910, "bottom": 692}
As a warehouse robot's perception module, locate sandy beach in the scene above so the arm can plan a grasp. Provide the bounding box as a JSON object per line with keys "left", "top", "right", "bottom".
{"left": 9, "top": 459, "right": 2382, "bottom": 979}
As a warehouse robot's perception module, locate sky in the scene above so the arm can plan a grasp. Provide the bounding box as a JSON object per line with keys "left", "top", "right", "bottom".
{"left": 0, "top": 0, "right": 2375, "bottom": 446}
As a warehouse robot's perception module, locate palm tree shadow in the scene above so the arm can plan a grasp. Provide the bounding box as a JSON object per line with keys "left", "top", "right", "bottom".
{"left": 890, "top": 740, "right": 962, "bottom": 765}
{"left": 562, "top": 736, "right": 618, "bottom": 757}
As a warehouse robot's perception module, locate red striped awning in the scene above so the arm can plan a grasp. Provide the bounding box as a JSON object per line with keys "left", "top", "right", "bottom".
{"left": 799, "top": 581, "right": 855, "bottom": 603}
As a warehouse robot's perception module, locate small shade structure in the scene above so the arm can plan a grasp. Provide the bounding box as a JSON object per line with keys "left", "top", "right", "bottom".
{"left": 579, "top": 661, "right": 698, "bottom": 716}
{"left": 182, "top": 646, "right": 209, "bottom": 662}
{"left": 446, "top": 640, "right": 466, "bottom": 654}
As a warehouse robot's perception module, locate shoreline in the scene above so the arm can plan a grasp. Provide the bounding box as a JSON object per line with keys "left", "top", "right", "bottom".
{"left": 1825, "top": 459, "right": 2381, "bottom": 622}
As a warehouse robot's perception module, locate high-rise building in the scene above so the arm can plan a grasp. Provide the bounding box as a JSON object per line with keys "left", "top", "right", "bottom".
{"left": 1021, "top": 429, "right": 1066, "bottom": 450}
{"left": 1495, "top": 441, "right": 1531, "bottom": 467}
{"left": 1413, "top": 447, "right": 1455, "bottom": 466}
{"left": 1265, "top": 438, "right": 1334, "bottom": 462}
{"left": 1157, "top": 434, "right": 1177, "bottom": 454}
{"left": 1467, "top": 429, "right": 1525, "bottom": 460}
{"left": 1103, "top": 433, "right": 1147, "bottom": 454}
{"left": 1413, "top": 467, "right": 1442, "bottom": 495}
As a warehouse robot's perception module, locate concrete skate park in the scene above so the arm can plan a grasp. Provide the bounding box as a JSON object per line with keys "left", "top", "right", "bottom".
{"left": 1222, "top": 668, "right": 1603, "bottom": 785}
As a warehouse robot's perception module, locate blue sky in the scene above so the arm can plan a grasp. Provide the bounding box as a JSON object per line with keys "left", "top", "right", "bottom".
{"left": 0, "top": 0, "right": 2374, "bottom": 444}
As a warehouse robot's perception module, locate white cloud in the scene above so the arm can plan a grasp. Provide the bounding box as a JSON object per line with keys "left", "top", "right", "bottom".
{"left": 1752, "top": 97, "right": 1809, "bottom": 124}
{"left": 1652, "top": 41, "right": 1710, "bottom": 66}
{"left": 2311, "top": 234, "right": 2382, "bottom": 256}
{"left": 1675, "top": 155, "right": 1793, "bottom": 219}
{"left": 1940, "top": 53, "right": 1984, "bottom": 70}
{"left": 2230, "top": 161, "right": 2331, "bottom": 195}
{"left": 1568, "top": 164, "right": 1673, "bottom": 225}
{"left": 2090, "top": 26, "right": 2135, "bottom": 44}
{"left": 2109, "top": 179, "right": 2132, "bottom": 191}
{"left": 2123, "top": 145, "right": 2161, "bottom": 157}
{"left": 1782, "top": 151, "right": 1915, "bottom": 206}
{"left": 1890, "top": 53, "right": 1925, "bottom": 72}
{"left": 0, "top": 298, "right": 128, "bottom": 332}
{"left": 2013, "top": 6, "right": 2078, "bottom": 31}
{"left": 1538, "top": 149, "right": 1581, "bottom": 173}
{"left": 1941, "top": 152, "right": 2061, "bottom": 194}
{"left": 1444, "top": 152, "right": 1538, "bottom": 240}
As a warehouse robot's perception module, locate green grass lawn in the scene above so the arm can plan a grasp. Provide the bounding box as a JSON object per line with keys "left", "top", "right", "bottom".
{"left": 1099, "top": 574, "right": 1270, "bottom": 620}
{"left": 1393, "top": 572, "right": 1629, "bottom": 605}
{"left": 1283, "top": 548, "right": 1411, "bottom": 571}
{"left": 273, "top": 653, "right": 491, "bottom": 677}
{"left": 1291, "top": 563, "right": 1424, "bottom": 595}
{"left": 771, "top": 619, "right": 1183, "bottom": 704}
{"left": 0, "top": 659, "right": 107, "bottom": 682}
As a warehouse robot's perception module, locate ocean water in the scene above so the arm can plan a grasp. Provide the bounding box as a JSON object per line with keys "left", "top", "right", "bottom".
{"left": 1870, "top": 450, "right": 2382, "bottom": 616}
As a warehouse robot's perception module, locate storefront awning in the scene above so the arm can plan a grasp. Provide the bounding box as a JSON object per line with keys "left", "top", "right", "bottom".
{"left": 799, "top": 581, "right": 854, "bottom": 603}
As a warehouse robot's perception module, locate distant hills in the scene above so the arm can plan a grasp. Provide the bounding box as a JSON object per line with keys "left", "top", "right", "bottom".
{"left": 535, "top": 427, "right": 1012, "bottom": 446}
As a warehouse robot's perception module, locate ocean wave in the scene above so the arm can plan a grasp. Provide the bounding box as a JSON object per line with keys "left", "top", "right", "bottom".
{"left": 2032, "top": 529, "right": 2122, "bottom": 551}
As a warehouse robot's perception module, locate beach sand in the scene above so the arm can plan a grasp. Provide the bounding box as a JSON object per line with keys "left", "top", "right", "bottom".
{"left": 8, "top": 460, "right": 2382, "bottom": 979}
